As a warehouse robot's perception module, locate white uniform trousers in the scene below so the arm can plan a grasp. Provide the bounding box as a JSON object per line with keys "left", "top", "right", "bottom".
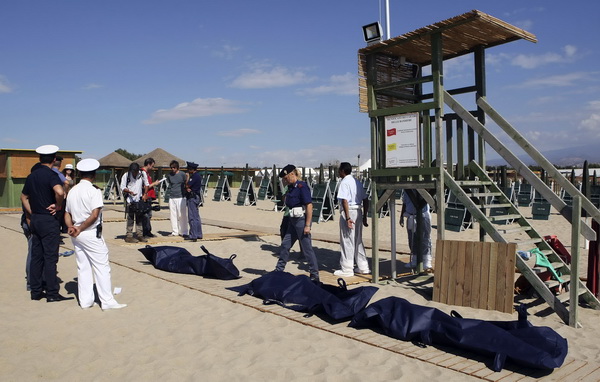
{"left": 71, "top": 230, "right": 118, "bottom": 308}
{"left": 405, "top": 210, "right": 433, "bottom": 269}
{"left": 169, "top": 197, "right": 188, "bottom": 236}
{"left": 339, "top": 208, "right": 370, "bottom": 272}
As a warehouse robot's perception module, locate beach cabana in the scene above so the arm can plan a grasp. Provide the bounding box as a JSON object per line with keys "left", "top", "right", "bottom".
{"left": 0, "top": 148, "right": 82, "bottom": 208}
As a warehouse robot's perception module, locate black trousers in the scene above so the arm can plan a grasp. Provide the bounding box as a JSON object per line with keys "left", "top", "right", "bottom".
{"left": 29, "top": 214, "right": 61, "bottom": 296}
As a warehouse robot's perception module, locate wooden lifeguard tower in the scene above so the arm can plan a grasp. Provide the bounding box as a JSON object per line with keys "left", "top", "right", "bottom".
{"left": 359, "top": 10, "right": 600, "bottom": 326}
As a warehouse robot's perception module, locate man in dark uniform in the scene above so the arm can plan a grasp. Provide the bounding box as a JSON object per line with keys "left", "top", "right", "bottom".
{"left": 185, "top": 161, "right": 203, "bottom": 242}
{"left": 21, "top": 145, "right": 72, "bottom": 302}
{"left": 274, "top": 164, "right": 320, "bottom": 282}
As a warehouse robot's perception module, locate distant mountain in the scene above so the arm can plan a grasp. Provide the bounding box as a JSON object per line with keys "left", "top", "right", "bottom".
{"left": 486, "top": 143, "right": 600, "bottom": 167}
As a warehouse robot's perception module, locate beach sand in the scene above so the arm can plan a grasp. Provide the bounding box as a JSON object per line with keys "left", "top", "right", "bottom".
{"left": 1, "top": 193, "right": 599, "bottom": 381}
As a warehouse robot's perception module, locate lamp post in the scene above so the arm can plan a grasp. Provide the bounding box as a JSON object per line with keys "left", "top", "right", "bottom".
{"left": 385, "top": 0, "right": 391, "bottom": 39}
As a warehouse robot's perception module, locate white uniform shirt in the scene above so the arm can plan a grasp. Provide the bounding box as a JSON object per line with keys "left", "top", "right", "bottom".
{"left": 65, "top": 179, "right": 103, "bottom": 231}
{"left": 120, "top": 171, "right": 149, "bottom": 203}
{"left": 337, "top": 174, "right": 366, "bottom": 208}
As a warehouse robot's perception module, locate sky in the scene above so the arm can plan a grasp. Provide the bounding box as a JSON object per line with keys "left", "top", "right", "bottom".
{"left": 1, "top": 0, "right": 599, "bottom": 168}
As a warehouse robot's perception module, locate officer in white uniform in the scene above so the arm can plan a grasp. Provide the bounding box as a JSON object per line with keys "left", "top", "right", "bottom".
{"left": 64, "top": 159, "right": 127, "bottom": 310}
{"left": 334, "top": 162, "right": 370, "bottom": 277}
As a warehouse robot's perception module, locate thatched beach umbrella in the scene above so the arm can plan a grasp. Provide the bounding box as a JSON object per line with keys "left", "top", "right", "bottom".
{"left": 98, "top": 151, "right": 132, "bottom": 168}
{"left": 134, "top": 148, "right": 187, "bottom": 169}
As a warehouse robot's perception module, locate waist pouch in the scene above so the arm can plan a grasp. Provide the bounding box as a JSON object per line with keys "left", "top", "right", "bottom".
{"left": 290, "top": 206, "right": 305, "bottom": 218}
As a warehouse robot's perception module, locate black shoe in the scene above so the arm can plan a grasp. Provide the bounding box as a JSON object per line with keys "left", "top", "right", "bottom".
{"left": 31, "top": 292, "right": 45, "bottom": 301}
{"left": 47, "top": 294, "right": 74, "bottom": 302}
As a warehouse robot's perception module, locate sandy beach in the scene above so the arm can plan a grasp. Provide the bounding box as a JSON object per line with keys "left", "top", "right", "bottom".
{"left": 1, "top": 192, "right": 600, "bottom": 381}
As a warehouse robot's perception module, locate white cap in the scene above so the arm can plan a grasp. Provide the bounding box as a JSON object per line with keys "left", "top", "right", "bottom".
{"left": 64, "top": 164, "right": 74, "bottom": 169}
{"left": 76, "top": 158, "right": 100, "bottom": 172}
{"left": 35, "top": 144, "right": 59, "bottom": 155}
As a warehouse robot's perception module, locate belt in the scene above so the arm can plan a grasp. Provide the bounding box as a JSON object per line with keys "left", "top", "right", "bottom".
{"left": 348, "top": 205, "right": 360, "bottom": 210}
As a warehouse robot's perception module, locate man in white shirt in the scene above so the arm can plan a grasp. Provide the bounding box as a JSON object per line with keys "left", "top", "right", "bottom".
{"left": 65, "top": 159, "right": 126, "bottom": 310}
{"left": 333, "top": 162, "right": 370, "bottom": 277}
{"left": 120, "top": 162, "right": 149, "bottom": 243}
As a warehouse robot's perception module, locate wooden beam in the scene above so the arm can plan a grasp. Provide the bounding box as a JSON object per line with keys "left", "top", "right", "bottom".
{"left": 368, "top": 102, "right": 437, "bottom": 118}
{"left": 373, "top": 75, "right": 433, "bottom": 91}
{"left": 478, "top": 96, "right": 600, "bottom": 228}
{"left": 444, "top": 90, "right": 596, "bottom": 240}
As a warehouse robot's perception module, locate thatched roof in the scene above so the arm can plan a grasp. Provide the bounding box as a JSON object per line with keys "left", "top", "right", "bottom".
{"left": 358, "top": 10, "right": 536, "bottom": 65}
{"left": 358, "top": 9, "right": 537, "bottom": 113}
{"left": 134, "top": 148, "right": 187, "bottom": 169}
{"left": 98, "top": 151, "right": 131, "bottom": 168}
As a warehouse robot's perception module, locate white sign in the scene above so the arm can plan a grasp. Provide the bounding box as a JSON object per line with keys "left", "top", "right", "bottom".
{"left": 384, "top": 112, "right": 420, "bottom": 168}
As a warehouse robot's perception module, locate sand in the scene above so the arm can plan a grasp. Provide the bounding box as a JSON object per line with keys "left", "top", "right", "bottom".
{"left": 1, "top": 192, "right": 599, "bottom": 381}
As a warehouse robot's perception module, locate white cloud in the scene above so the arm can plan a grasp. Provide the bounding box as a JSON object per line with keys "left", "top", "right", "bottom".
{"left": 143, "top": 97, "right": 248, "bottom": 124}
{"left": 578, "top": 101, "right": 600, "bottom": 135}
{"left": 0, "top": 75, "right": 13, "bottom": 93}
{"left": 528, "top": 95, "right": 564, "bottom": 106}
{"left": 511, "top": 45, "right": 578, "bottom": 69}
{"left": 512, "top": 19, "right": 534, "bottom": 31}
{"left": 579, "top": 113, "right": 600, "bottom": 133}
{"left": 217, "top": 128, "right": 260, "bottom": 137}
{"left": 587, "top": 100, "right": 600, "bottom": 111}
{"left": 82, "top": 83, "right": 104, "bottom": 90}
{"left": 230, "top": 65, "right": 314, "bottom": 89}
{"left": 212, "top": 44, "right": 241, "bottom": 60}
{"left": 517, "top": 71, "right": 588, "bottom": 88}
{"left": 296, "top": 72, "right": 357, "bottom": 96}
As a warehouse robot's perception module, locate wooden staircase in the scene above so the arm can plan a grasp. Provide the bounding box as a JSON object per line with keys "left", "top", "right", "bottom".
{"left": 444, "top": 161, "right": 600, "bottom": 326}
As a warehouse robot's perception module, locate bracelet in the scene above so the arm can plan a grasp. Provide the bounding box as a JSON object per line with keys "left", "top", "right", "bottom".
{"left": 346, "top": 217, "right": 352, "bottom": 221}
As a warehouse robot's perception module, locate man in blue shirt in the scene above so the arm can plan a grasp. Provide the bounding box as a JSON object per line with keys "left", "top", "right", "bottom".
{"left": 274, "top": 164, "right": 320, "bottom": 282}
{"left": 21, "top": 145, "right": 72, "bottom": 302}
{"left": 185, "top": 161, "right": 203, "bottom": 242}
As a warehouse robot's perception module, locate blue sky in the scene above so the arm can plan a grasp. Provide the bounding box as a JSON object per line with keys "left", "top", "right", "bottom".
{"left": 1, "top": 1, "right": 599, "bottom": 167}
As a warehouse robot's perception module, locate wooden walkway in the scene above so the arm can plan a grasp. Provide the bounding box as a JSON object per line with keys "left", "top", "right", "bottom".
{"left": 107, "top": 233, "right": 600, "bottom": 381}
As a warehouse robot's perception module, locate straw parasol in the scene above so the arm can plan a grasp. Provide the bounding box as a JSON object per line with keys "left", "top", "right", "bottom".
{"left": 98, "top": 151, "right": 132, "bottom": 168}
{"left": 134, "top": 148, "right": 187, "bottom": 169}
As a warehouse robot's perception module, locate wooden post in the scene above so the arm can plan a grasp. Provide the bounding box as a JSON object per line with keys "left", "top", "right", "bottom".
{"left": 390, "top": 193, "right": 397, "bottom": 279}
{"left": 445, "top": 118, "right": 453, "bottom": 178}
{"left": 370, "top": 117, "right": 380, "bottom": 284}
{"left": 570, "top": 195, "right": 581, "bottom": 328}
{"left": 431, "top": 32, "right": 445, "bottom": 241}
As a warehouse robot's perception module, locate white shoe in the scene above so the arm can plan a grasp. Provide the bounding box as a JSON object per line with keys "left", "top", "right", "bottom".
{"left": 354, "top": 268, "right": 371, "bottom": 275}
{"left": 81, "top": 303, "right": 98, "bottom": 310}
{"left": 102, "top": 303, "right": 127, "bottom": 311}
{"left": 333, "top": 269, "right": 354, "bottom": 277}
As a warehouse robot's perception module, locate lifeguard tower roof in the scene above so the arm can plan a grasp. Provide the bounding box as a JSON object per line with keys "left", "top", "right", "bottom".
{"left": 358, "top": 10, "right": 537, "bottom": 113}
{"left": 359, "top": 9, "right": 537, "bottom": 65}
